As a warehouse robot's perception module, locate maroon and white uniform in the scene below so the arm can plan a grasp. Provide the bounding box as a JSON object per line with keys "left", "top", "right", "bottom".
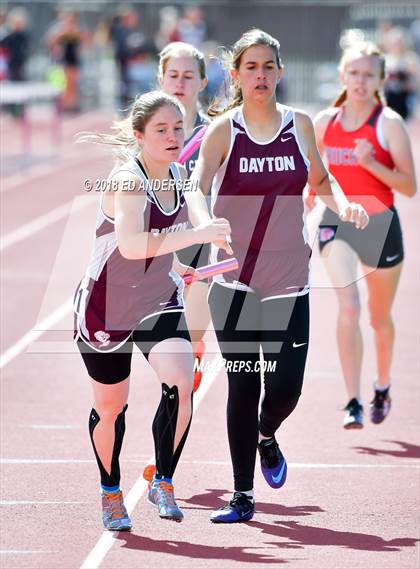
{"left": 210, "top": 104, "right": 311, "bottom": 299}
{"left": 74, "top": 158, "right": 189, "bottom": 352}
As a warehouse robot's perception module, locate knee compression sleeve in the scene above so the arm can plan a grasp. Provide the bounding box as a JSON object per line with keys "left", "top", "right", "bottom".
{"left": 152, "top": 383, "right": 192, "bottom": 479}
{"left": 89, "top": 404, "right": 127, "bottom": 488}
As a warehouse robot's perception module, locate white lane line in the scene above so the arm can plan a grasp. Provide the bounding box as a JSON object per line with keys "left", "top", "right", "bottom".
{"left": 186, "top": 461, "right": 420, "bottom": 469}
{"left": 2, "top": 458, "right": 419, "bottom": 468}
{"left": 19, "top": 424, "right": 80, "bottom": 430}
{"left": 1, "top": 501, "right": 87, "bottom": 505}
{"left": 80, "top": 477, "right": 151, "bottom": 569}
{"left": 0, "top": 298, "right": 73, "bottom": 370}
{"left": 1, "top": 459, "right": 95, "bottom": 464}
{"left": 1, "top": 114, "right": 111, "bottom": 194}
{"left": 0, "top": 198, "right": 90, "bottom": 251}
{"left": 0, "top": 550, "right": 57, "bottom": 555}
{"left": 79, "top": 363, "right": 220, "bottom": 569}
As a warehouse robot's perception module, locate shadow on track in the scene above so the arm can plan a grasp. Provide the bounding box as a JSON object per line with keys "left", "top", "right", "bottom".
{"left": 117, "top": 533, "right": 293, "bottom": 565}
{"left": 251, "top": 520, "right": 420, "bottom": 553}
{"left": 180, "top": 488, "right": 324, "bottom": 517}
{"left": 181, "top": 489, "right": 419, "bottom": 554}
{"left": 353, "top": 440, "right": 420, "bottom": 459}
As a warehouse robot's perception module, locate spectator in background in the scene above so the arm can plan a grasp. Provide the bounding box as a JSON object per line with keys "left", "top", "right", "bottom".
{"left": 156, "top": 6, "right": 181, "bottom": 51}
{"left": 375, "top": 19, "right": 394, "bottom": 54}
{"left": 410, "top": 19, "right": 420, "bottom": 56}
{"left": 0, "top": 7, "right": 30, "bottom": 82}
{"left": 383, "top": 27, "right": 419, "bottom": 121}
{"left": 111, "top": 5, "right": 157, "bottom": 109}
{"left": 46, "top": 10, "right": 89, "bottom": 113}
{"left": 178, "top": 6, "right": 206, "bottom": 49}
{"left": 0, "top": 7, "right": 30, "bottom": 117}
{"left": 0, "top": 9, "right": 11, "bottom": 81}
{"left": 199, "top": 41, "right": 224, "bottom": 105}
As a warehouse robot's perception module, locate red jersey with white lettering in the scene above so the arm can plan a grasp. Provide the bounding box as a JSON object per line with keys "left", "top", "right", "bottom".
{"left": 323, "top": 104, "right": 395, "bottom": 214}
{"left": 210, "top": 104, "right": 311, "bottom": 299}
{"left": 74, "top": 158, "right": 189, "bottom": 352}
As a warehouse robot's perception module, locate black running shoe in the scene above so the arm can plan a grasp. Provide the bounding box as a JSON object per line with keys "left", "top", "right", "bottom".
{"left": 343, "top": 398, "right": 364, "bottom": 429}
{"left": 210, "top": 492, "right": 255, "bottom": 523}
{"left": 370, "top": 387, "right": 391, "bottom": 424}
{"left": 257, "top": 437, "right": 287, "bottom": 488}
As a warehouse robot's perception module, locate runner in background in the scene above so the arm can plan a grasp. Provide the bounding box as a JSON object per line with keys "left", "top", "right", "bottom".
{"left": 159, "top": 41, "right": 210, "bottom": 391}
{"left": 311, "top": 42, "right": 417, "bottom": 429}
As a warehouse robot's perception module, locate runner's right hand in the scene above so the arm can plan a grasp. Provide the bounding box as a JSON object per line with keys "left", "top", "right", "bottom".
{"left": 193, "top": 218, "right": 233, "bottom": 254}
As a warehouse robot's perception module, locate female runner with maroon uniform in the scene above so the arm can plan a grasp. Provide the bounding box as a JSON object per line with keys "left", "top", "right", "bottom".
{"left": 74, "top": 91, "right": 231, "bottom": 529}
{"left": 311, "top": 43, "right": 417, "bottom": 429}
{"left": 185, "top": 29, "right": 369, "bottom": 523}
{"left": 159, "top": 41, "right": 210, "bottom": 390}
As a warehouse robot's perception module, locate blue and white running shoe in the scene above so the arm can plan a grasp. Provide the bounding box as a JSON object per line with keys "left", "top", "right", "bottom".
{"left": 148, "top": 478, "right": 184, "bottom": 522}
{"left": 257, "top": 437, "right": 287, "bottom": 489}
{"left": 101, "top": 490, "right": 132, "bottom": 531}
{"left": 210, "top": 492, "right": 255, "bottom": 523}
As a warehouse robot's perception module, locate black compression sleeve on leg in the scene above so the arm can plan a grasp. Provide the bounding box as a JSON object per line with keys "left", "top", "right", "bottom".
{"left": 153, "top": 383, "right": 185, "bottom": 479}
{"left": 170, "top": 391, "right": 193, "bottom": 476}
{"left": 89, "top": 404, "right": 127, "bottom": 488}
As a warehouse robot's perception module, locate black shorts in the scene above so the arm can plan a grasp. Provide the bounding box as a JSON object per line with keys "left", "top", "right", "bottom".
{"left": 77, "top": 310, "right": 191, "bottom": 385}
{"left": 318, "top": 205, "right": 404, "bottom": 269}
{"left": 176, "top": 243, "right": 210, "bottom": 269}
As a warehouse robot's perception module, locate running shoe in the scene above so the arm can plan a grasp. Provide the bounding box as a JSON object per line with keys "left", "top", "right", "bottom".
{"left": 148, "top": 478, "right": 184, "bottom": 522}
{"left": 257, "top": 436, "right": 287, "bottom": 489}
{"left": 101, "top": 490, "right": 132, "bottom": 531}
{"left": 370, "top": 387, "right": 391, "bottom": 424}
{"left": 210, "top": 492, "right": 255, "bottom": 523}
{"left": 343, "top": 398, "right": 364, "bottom": 429}
{"left": 193, "top": 340, "right": 206, "bottom": 392}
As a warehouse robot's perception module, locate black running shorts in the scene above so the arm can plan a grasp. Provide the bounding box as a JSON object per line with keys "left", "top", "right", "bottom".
{"left": 318, "top": 205, "right": 404, "bottom": 269}
{"left": 77, "top": 310, "right": 191, "bottom": 384}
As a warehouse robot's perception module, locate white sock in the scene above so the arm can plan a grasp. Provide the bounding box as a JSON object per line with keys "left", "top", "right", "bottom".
{"left": 258, "top": 432, "right": 273, "bottom": 443}
{"left": 237, "top": 489, "right": 254, "bottom": 500}
{"left": 375, "top": 383, "right": 390, "bottom": 392}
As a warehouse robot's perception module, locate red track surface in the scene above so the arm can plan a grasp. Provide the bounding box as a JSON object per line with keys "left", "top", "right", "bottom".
{"left": 1, "top": 111, "right": 419, "bottom": 569}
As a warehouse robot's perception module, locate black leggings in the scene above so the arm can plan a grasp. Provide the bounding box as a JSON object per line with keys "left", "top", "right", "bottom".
{"left": 208, "top": 282, "right": 309, "bottom": 491}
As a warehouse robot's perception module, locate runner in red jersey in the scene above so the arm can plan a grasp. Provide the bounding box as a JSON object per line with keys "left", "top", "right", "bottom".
{"left": 185, "top": 29, "right": 369, "bottom": 523}
{"left": 159, "top": 42, "right": 210, "bottom": 391}
{"left": 312, "top": 42, "right": 417, "bottom": 429}
{"left": 74, "top": 91, "right": 231, "bottom": 529}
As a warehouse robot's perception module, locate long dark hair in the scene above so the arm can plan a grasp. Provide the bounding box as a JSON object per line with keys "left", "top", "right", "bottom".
{"left": 208, "top": 28, "right": 283, "bottom": 118}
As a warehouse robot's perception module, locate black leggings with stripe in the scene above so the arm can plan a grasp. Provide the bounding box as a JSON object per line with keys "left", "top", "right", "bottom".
{"left": 208, "top": 282, "right": 309, "bottom": 491}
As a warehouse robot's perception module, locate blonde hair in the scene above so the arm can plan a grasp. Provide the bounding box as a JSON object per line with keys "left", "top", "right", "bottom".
{"left": 77, "top": 90, "right": 183, "bottom": 165}
{"left": 208, "top": 28, "right": 283, "bottom": 118}
{"left": 159, "top": 42, "right": 206, "bottom": 80}
{"left": 333, "top": 42, "right": 386, "bottom": 107}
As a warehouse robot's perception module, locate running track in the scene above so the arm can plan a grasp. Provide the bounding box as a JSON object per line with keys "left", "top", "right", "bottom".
{"left": 1, "top": 110, "right": 419, "bottom": 569}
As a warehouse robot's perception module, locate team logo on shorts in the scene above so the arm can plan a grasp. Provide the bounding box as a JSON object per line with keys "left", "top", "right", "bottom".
{"left": 94, "top": 330, "right": 111, "bottom": 347}
{"left": 319, "top": 227, "right": 335, "bottom": 243}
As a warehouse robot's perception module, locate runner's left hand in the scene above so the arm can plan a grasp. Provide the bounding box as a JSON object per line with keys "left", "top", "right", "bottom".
{"left": 173, "top": 260, "right": 200, "bottom": 281}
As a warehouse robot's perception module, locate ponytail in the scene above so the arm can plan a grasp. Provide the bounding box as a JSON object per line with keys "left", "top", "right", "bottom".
{"left": 208, "top": 82, "right": 243, "bottom": 118}
{"left": 333, "top": 88, "right": 347, "bottom": 107}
